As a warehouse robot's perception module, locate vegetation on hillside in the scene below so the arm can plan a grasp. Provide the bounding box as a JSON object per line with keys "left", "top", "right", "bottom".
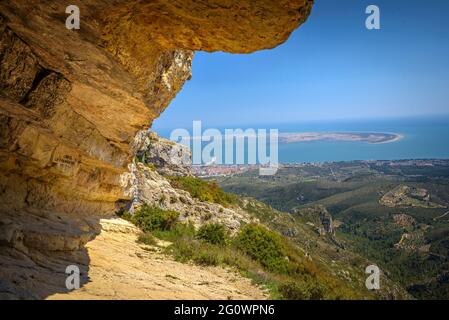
{"left": 119, "top": 197, "right": 375, "bottom": 300}
{"left": 235, "top": 224, "right": 289, "bottom": 273}
{"left": 218, "top": 161, "right": 449, "bottom": 299}
{"left": 197, "top": 223, "right": 228, "bottom": 246}
{"left": 121, "top": 205, "right": 179, "bottom": 232}
{"left": 167, "top": 175, "right": 237, "bottom": 207}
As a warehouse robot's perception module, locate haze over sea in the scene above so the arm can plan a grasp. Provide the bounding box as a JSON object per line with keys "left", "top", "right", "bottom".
{"left": 155, "top": 116, "right": 449, "bottom": 164}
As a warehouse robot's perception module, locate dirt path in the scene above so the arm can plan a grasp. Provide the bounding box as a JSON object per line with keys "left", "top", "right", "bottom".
{"left": 47, "top": 218, "right": 267, "bottom": 300}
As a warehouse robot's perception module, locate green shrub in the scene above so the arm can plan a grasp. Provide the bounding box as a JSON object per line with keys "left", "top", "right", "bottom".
{"left": 278, "top": 277, "right": 326, "bottom": 300}
{"left": 197, "top": 223, "right": 228, "bottom": 246}
{"left": 169, "top": 239, "right": 197, "bottom": 263}
{"left": 137, "top": 232, "right": 157, "bottom": 246}
{"left": 235, "top": 223, "right": 288, "bottom": 273}
{"left": 170, "top": 196, "right": 178, "bottom": 204}
{"left": 193, "top": 250, "right": 221, "bottom": 266}
{"left": 167, "top": 176, "right": 237, "bottom": 207}
{"left": 169, "top": 239, "right": 221, "bottom": 266}
{"left": 202, "top": 212, "right": 213, "bottom": 221}
{"left": 159, "top": 195, "right": 167, "bottom": 203}
{"left": 116, "top": 208, "right": 131, "bottom": 220}
{"left": 167, "top": 234, "right": 265, "bottom": 272}
{"left": 152, "top": 222, "right": 196, "bottom": 242}
{"left": 130, "top": 205, "right": 179, "bottom": 232}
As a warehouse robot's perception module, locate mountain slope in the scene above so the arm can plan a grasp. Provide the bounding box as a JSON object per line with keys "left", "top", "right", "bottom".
{"left": 109, "top": 134, "right": 409, "bottom": 300}
{"left": 218, "top": 161, "right": 449, "bottom": 299}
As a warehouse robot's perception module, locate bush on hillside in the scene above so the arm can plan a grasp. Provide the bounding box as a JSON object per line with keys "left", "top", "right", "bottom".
{"left": 197, "top": 223, "right": 228, "bottom": 246}
{"left": 278, "top": 277, "right": 326, "bottom": 300}
{"left": 130, "top": 205, "right": 179, "bottom": 232}
{"left": 137, "top": 232, "right": 157, "bottom": 246}
{"left": 235, "top": 223, "right": 288, "bottom": 273}
{"left": 152, "top": 222, "right": 196, "bottom": 242}
{"left": 167, "top": 176, "right": 237, "bottom": 207}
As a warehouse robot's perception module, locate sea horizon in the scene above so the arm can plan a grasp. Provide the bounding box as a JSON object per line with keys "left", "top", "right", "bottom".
{"left": 154, "top": 115, "right": 449, "bottom": 164}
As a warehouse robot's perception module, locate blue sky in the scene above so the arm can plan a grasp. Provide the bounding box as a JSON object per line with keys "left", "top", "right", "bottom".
{"left": 153, "top": 0, "right": 449, "bottom": 130}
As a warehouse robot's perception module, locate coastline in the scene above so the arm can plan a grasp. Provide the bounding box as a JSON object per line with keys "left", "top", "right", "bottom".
{"left": 278, "top": 132, "right": 403, "bottom": 144}
{"left": 371, "top": 133, "right": 404, "bottom": 144}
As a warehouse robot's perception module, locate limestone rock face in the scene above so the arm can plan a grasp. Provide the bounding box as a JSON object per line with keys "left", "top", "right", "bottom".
{"left": 136, "top": 132, "right": 192, "bottom": 177}
{"left": 294, "top": 206, "right": 335, "bottom": 236}
{"left": 125, "top": 132, "right": 255, "bottom": 232}
{"left": 122, "top": 162, "right": 255, "bottom": 232}
{"left": 318, "top": 208, "right": 334, "bottom": 235}
{"left": 0, "top": 0, "right": 313, "bottom": 218}
{"left": 0, "top": 0, "right": 313, "bottom": 299}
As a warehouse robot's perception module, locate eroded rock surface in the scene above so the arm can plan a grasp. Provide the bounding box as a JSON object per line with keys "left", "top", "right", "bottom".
{"left": 122, "top": 132, "right": 256, "bottom": 232}
{"left": 136, "top": 132, "right": 192, "bottom": 177}
{"left": 123, "top": 162, "right": 255, "bottom": 232}
{"left": 393, "top": 213, "right": 416, "bottom": 229}
{"left": 0, "top": 0, "right": 313, "bottom": 299}
{"left": 380, "top": 185, "right": 446, "bottom": 209}
{"left": 0, "top": 0, "right": 313, "bottom": 221}
{"left": 294, "top": 206, "right": 335, "bottom": 236}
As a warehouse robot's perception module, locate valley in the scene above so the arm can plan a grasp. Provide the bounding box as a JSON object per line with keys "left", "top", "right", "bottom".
{"left": 216, "top": 159, "right": 449, "bottom": 299}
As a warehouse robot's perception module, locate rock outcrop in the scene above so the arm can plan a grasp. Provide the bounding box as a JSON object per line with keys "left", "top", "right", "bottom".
{"left": 394, "top": 231, "right": 429, "bottom": 253}
{"left": 121, "top": 132, "right": 255, "bottom": 232}
{"left": 136, "top": 132, "right": 192, "bottom": 177}
{"left": 0, "top": 0, "right": 313, "bottom": 218}
{"left": 0, "top": 0, "right": 313, "bottom": 299}
{"left": 392, "top": 213, "right": 416, "bottom": 229}
{"left": 294, "top": 206, "right": 335, "bottom": 236}
{"left": 123, "top": 162, "right": 255, "bottom": 232}
{"left": 380, "top": 185, "right": 446, "bottom": 209}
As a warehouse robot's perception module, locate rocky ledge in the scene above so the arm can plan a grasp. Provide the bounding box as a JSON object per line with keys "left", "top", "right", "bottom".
{"left": 0, "top": 0, "right": 313, "bottom": 299}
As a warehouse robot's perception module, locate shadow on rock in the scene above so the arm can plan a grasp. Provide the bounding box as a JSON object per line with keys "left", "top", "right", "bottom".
{"left": 0, "top": 208, "right": 103, "bottom": 299}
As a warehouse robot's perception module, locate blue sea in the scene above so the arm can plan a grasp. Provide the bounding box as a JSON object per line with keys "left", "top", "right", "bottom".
{"left": 155, "top": 116, "right": 449, "bottom": 164}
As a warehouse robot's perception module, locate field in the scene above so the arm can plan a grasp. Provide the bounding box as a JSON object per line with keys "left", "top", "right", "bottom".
{"left": 216, "top": 160, "right": 449, "bottom": 299}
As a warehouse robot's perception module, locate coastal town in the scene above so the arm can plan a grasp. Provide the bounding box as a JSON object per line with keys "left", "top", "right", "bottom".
{"left": 191, "top": 159, "right": 449, "bottom": 178}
